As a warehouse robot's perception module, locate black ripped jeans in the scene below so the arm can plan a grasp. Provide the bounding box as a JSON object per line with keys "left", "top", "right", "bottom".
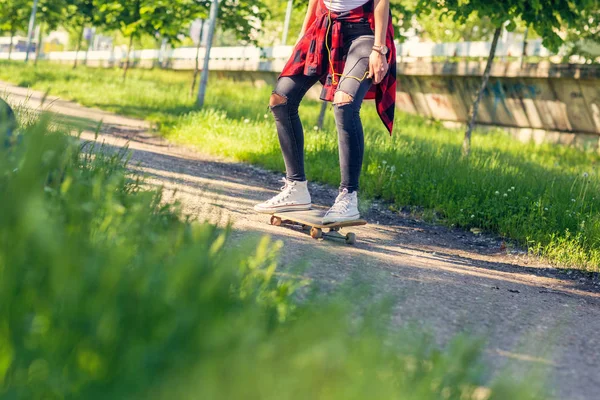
{"left": 270, "top": 22, "right": 374, "bottom": 193}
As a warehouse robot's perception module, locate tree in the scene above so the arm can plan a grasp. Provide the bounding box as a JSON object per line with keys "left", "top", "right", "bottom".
{"left": 95, "top": 0, "right": 150, "bottom": 80}
{"left": 190, "top": 19, "right": 206, "bottom": 97}
{"left": 142, "top": 0, "right": 271, "bottom": 94}
{"left": 256, "top": 0, "right": 301, "bottom": 46}
{"left": 95, "top": 0, "right": 206, "bottom": 80}
{"left": 140, "top": 0, "right": 205, "bottom": 70}
{"left": 196, "top": 0, "right": 218, "bottom": 107}
{"left": 389, "top": 0, "right": 418, "bottom": 41}
{"left": 34, "top": 0, "right": 68, "bottom": 64}
{"left": 65, "top": 0, "right": 96, "bottom": 69}
{"left": 92, "top": 0, "right": 271, "bottom": 81}
{"left": 415, "top": 10, "right": 497, "bottom": 42}
{"left": 418, "top": 0, "right": 598, "bottom": 156}
{"left": 0, "top": 0, "right": 30, "bottom": 60}
{"left": 215, "top": 0, "right": 270, "bottom": 44}
{"left": 563, "top": 6, "right": 600, "bottom": 61}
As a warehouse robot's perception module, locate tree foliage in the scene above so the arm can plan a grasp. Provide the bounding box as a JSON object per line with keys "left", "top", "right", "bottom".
{"left": 37, "top": 0, "right": 69, "bottom": 31}
{"left": 415, "top": 9, "right": 497, "bottom": 42}
{"left": 216, "top": 0, "right": 271, "bottom": 44}
{"left": 417, "top": 0, "right": 596, "bottom": 52}
{"left": 0, "top": 0, "right": 30, "bottom": 36}
{"left": 91, "top": 0, "right": 270, "bottom": 47}
{"left": 563, "top": 5, "right": 600, "bottom": 61}
{"left": 65, "top": 0, "right": 96, "bottom": 28}
{"left": 140, "top": 0, "right": 203, "bottom": 44}
{"left": 389, "top": 0, "right": 417, "bottom": 41}
{"left": 95, "top": 0, "right": 147, "bottom": 39}
{"left": 258, "top": 0, "right": 302, "bottom": 46}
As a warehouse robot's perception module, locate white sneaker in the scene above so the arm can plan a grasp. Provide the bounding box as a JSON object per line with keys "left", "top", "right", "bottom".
{"left": 322, "top": 189, "right": 360, "bottom": 224}
{"left": 254, "top": 178, "right": 312, "bottom": 213}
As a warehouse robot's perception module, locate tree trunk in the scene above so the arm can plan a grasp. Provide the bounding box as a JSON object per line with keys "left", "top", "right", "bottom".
{"left": 281, "top": 0, "right": 294, "bottom": 45}
{"left": 84, "top": 27, "right": 94, "bottom": 66}
{"left": 34, "top": 22, "right": 44, "bottom": 65}
{"left": 24, "top": 0, "right": 39, "bottom": 63}
{"left": 158, "top": 37, "right": 168, "bottom": 69}
{"left": 8, "top": 30, "right": 14, "bottom": 60}
{"left": 317, "top": 101, "right": 327, "bottom": 130}
{"left": 197, "top": 0, "right": 219, "bottom": 107}
{"left": 190, "top": 19, "right": 205, "bottom": 98}
{"left": 520, "top": 27, "right": 529, "bottom": 70}
{"left": 462, "top": 26, "right": 502, "bottom": 157}
{"left": 123, "top": 34, "right": 134, "bottom": 82}
{"left": 155, "top": 39, "right": 163, "bottom": 71}
{"left": 73, "top": 24, "right": 85, "bottom": 69}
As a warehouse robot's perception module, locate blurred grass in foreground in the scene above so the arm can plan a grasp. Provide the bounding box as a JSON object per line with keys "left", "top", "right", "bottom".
{"left": 0, "top": 101, "right": 543, "bottom": 399}
{"left": 1, "top": 61, "right": 599, "bottom": 270}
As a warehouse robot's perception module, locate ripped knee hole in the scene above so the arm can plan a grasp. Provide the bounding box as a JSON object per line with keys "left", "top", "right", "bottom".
{"left": 333, "top": 91, "right": 354, "bottom": 106}
{"left": 269, "top": 93, "right": 288, "bottom": 107}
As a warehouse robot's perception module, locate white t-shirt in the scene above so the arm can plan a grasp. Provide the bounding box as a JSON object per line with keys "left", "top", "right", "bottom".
{"left": 324, "top": 0, "right": 370, "bottom": 13}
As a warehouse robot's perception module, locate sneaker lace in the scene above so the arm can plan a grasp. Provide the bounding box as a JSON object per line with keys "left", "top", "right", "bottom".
{"left": 266, "top": 178, "right": 295, "bottom": 205}
{"left": 326, "top": 189, "right": 351, "bottom": 215}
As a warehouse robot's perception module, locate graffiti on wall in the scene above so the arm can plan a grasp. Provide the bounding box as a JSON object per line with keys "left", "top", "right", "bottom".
{"left": 397, "top": 74, "right": 599, "bottom": 134}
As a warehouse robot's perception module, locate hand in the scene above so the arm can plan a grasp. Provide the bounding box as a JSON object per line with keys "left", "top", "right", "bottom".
{"left": 368, "top": 50, "right": 388, "bottom": 84}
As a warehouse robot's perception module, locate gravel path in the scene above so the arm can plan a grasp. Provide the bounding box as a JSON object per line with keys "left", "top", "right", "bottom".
{"left": 3, "top": 81, "right": 600, "bottom": 400}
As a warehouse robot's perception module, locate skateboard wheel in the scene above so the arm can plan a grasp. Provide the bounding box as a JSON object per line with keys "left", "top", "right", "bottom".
{"left": 345, "top": 232, "right": 356, "bottom": 245}
{"left": 270, "top": 216, "right": 282, "bottom": 226}
{"left": 310, "top": 227, "right": 323, "bottom": 239}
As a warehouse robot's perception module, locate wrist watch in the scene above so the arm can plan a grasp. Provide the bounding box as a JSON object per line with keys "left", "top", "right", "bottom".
{"left": 372, "top": 45, "right": 389, "bottom": 56}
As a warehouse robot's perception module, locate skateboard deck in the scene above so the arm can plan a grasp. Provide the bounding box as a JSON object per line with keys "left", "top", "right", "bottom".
{"left": 269, "top": 209, "right": 367, "bottom": 244}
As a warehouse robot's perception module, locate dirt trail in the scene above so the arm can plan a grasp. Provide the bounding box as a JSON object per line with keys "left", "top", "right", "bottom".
{"left": 3, "top": 81, "right": 600, "bottom": 400}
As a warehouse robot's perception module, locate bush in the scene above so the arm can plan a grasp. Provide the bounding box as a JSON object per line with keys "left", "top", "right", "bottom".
{"left": 0, "top": 109, "right": 540, "bottom": 399}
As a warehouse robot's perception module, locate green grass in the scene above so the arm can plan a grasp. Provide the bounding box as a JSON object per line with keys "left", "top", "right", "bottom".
{"left": 1, "top": 60, "right": 599, "bottom": 270}
{"left": 0, "top": 100, "right": 543, "bottom": 399}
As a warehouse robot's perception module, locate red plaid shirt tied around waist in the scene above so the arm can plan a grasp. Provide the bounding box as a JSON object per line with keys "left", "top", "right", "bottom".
{"left": 279, "top": 0, "right": 396, "bottom": 134}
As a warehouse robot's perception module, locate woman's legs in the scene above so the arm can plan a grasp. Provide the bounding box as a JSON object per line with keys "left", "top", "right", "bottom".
{"left": 332, "top": 35, "right": 374, "bottom": 194}
{"left": 253, "top": 74, "right": 320, "bottom": 214}
{"left": 270, "top": 74, "right": 320, "bottom": 182}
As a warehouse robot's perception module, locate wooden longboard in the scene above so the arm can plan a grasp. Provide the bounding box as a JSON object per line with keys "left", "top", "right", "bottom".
{"left": 269, "top": 209, "right": 367, "bottom": 245}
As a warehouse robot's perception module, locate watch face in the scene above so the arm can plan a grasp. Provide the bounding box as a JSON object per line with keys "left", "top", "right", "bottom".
{"left": 381, "top": 46, "right": 389, "bottom": 55}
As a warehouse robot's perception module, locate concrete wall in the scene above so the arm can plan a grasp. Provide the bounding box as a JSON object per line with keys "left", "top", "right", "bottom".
{"left": 396, "top": 74, "right": 600, "bottom": 135}
{"left": 394, "top": 62, "right": 600, "bottom": 148}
